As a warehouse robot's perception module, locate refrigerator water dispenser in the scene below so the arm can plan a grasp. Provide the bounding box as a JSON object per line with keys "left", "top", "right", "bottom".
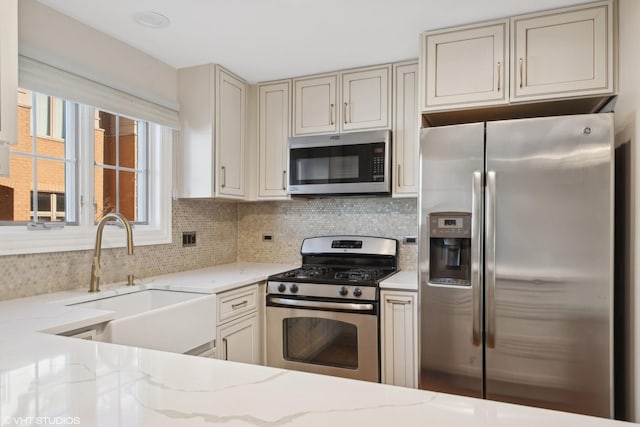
{"left": 428, "top": 212, "right": 471, "bottom": 286}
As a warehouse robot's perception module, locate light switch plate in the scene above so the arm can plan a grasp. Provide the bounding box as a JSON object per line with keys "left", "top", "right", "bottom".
{"left": 0, "top": 143, "right": 9, "bottom": 177}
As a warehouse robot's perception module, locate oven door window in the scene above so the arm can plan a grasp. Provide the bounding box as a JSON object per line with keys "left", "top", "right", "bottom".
{"left": 282, "top": 317, "right": 358, "bottom": 370}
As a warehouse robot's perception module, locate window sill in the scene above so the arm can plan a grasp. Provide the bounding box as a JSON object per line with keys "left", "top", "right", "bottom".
{"left": 0, "top": 222, "right": 172, "bottom": 256}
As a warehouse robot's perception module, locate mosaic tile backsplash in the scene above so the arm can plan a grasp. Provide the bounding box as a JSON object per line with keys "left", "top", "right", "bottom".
{"left": 0, "top": 199, "right": 238, "bottom": 301}
{"left": 238, "top": 198, "right": 418, "bottom": 271}
{"left": 0, "top": 197, "right": 417, "bottom": 301}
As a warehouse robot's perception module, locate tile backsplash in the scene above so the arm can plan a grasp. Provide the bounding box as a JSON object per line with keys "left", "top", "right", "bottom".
{"left": 0, "top": 199, "right": 237, "bottom": 301}
{"left": 0, "top": 197, "right": 417, "bottom": 301}
{"left": 238, "top": 197, "right": 417, "bottom": 271}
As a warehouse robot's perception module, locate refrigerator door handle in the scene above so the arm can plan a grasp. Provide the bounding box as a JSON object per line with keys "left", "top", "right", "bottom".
{"left": 486, "top": 170, "right": 497, "bottom": 349}
{"left": 471, "top": 171, "right": 482, "bottom": 346}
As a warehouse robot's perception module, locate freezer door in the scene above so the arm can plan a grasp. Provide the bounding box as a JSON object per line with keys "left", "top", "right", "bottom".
{"left": 485, "top": 114, "right": 613, "bottom": 417}
{"left": 419, "top": 122, "right": 484, "bottom": 397}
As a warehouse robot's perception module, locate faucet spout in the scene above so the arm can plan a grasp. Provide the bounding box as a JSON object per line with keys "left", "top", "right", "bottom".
{"left": 89, "top": 213, "right": 134, "bottom": 293}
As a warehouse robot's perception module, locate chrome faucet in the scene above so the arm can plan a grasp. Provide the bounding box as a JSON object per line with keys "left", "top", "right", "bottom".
{"left": 89, "top": 212, "right": 134, "bottom": 293}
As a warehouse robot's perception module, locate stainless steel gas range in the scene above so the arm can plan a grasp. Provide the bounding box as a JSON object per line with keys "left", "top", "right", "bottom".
{"left": 266, "top": 235, "right": 399, "bottom": 382}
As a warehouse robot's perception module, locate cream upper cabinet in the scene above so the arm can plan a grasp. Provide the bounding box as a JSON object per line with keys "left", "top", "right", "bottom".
{"left": 392, "top": 61, "right": 419, "bottom": 197}
{"left": 177, "top": 64, "right": 246, "bottom": 199}
{"left": 0, "top": 0, "right": 18, "bottom": 151}
{"left": 419, "top": 1, "right": 615, "bottom": 113}
{"left": 216, "top": 68, "right": 246, "bottom": 198}
{"left": 293, "top": 65, "right": 391, "bottom": 136}
{"left": 420, "top": 20, "right": 508, "bottom": 112}
{"left": 257, "top": 80, "right": 290, "bottom": 199}
{"left": 293, "top": 74, "right": 338, "bottom": 135}
{"left": 510, "top": 1, "right": 614, "bottom": 102}
{"left": 341, "top": 65, "right": 391, "bottom": 132}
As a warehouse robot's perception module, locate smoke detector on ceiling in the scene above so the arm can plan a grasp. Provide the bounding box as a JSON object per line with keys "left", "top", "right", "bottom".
{"left": 132, "top": 11, "right": 170, "bottom": 29}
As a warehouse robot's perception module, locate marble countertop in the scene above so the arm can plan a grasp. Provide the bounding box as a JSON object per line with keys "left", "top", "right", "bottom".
{"left": 380, "top": 270, "right": 417, "bottom": 291}
{"left": 0, "top": 262, "right": 633, "bottom": 426}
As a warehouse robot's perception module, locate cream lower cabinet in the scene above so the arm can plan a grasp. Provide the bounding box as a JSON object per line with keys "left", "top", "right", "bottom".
{"left": 510, "top": 1, "right": 613, "bottom": 102}
{"left": 392, "top": 61, "right": 419, "bottom": 197}
{"left": 216, "top": 283, "right": 261, "bottom": 365}
{"left": 380, "top": 290, "right": 417, "bottom": 388}
{"left": 217, "top": 313, "right": 260, "bottom": 364}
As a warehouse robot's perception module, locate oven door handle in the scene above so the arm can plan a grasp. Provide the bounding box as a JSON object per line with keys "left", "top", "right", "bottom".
{"left": 269, "top": 297, "right": 374, "bottom": 312}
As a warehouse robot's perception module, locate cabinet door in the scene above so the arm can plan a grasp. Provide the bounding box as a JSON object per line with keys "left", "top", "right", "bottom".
{"left": 217, "top": 313, "right": 260, "bottom": 365}
{"left": 392, "top": 62, "right": 419, "bottom": 197}
{"left": 511, "top": 2, "right": 612, "bottom": 101}
{"left": 177, "top": 65, "right": 215, "bottom": 198}
{"left": 0, "top": 0, "right": 18, "bottom": 150}
{"left": 258, "top": 81, "right": 290, "bottom": 199}
{"left": 381, "top": 291, "right": 417, "bottom": 388}
{"left": 216, "top": 67, "right": 246, "bottom": 198}
{"left": 293, "top": 74, "right": 337, "bottom": 135}
{"left": 421, "top": 20, "right": 508, "bottom": 111}
{"left": 341, "top": 65, "right": 390, "bottom": 132}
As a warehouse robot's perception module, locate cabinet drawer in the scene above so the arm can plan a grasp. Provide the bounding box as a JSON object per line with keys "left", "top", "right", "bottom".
{"left": 217, "top": 285, "right": 259, "bottom": 324}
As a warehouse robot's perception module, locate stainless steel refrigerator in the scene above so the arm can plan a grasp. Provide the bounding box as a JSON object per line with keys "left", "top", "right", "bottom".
{"left": 418, "top": 113, "right": 613, "bottom": 418}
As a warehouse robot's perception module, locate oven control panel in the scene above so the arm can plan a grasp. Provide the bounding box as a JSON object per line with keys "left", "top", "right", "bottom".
{"left": 267, "top": 282, "right": 376, "bottom": 301}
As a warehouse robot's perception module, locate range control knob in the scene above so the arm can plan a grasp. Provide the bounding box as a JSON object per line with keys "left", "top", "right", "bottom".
{"left": 339, "top": 286, "right": 349, "bottom": 296}
{"left": 290, "top": 284, "right": 299, "bottom": 293}
{"left": 277, "top": 283, "right": 286, "bottom": 293}
{"left": 353, "top": 288, "right": 362, "bottom": 297}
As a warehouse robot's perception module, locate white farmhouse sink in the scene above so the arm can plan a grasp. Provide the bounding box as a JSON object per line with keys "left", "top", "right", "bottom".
{"left": 68, "top": 290, "right": 217, "bottom": 354}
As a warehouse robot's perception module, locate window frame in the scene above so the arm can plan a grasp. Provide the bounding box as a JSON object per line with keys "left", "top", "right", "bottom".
{"left": 0, "top": 103, "right": 172, "bottom": 256}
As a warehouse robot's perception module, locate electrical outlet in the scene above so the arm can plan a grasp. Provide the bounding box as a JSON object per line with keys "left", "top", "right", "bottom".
{"left": 403, "top": 236, "right": 417, "bottom": 244}
{"left": 182, "top": 231, "right": 197, "bottom": 247}
{"left": 262, "top": 234, "right": 273, "bottom": 242}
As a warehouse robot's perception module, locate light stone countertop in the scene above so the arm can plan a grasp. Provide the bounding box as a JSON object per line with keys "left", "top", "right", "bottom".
{"left": 0, "top": 262, "right": 633, "bottom": 426}
{"left": 380, "top": 270, "right": 417, "bottom": 291}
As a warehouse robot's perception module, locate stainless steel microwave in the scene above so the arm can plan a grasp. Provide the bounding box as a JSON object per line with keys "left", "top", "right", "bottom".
{"left": 287, "top": 130, "right": 391, "bottom": 196}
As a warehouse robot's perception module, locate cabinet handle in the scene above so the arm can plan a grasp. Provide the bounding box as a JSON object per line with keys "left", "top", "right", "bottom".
{"left": 397, "top": 164, "right": 401, "bottom": 188}
{"left": 282, "top": 170, "right": 287, "bottom": 190}
{"left": 387, "top": 298, "right": 412, "bottom": 305}
{"left": 222, "top": 337, "right": 228, "bottom": 360}
{"left": 497, "top": 61, "right": 501, "bottom": 92}
{"left": 221, "top": 166, "right": 226, "bottom": 188}
{"left": 231, "top": 300, "right": 248, "bottom": 309}
{"left": 519, "top": 58, "right": 524, "bottom": 89}
{"left": 330, "top": 103, "right": 335, "bottom": 125}
{"left": 344, "top": 102, "right": 348, "bottom": 124}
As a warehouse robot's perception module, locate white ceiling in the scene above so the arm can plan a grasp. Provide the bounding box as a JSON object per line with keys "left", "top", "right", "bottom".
{"left": 37, "top": 0, "right": 593, "bottom": 83}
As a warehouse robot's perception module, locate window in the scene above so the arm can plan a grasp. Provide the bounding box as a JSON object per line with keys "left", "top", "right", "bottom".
{"left": 32, "top": 92, "right": 66, "bottom": 139}
{"left": 0, "top": 88, "right": 173, "bottom": 255}
{"left": 94, "top": 111, "right": 148, "bottom": 224}
{"left": 0, "top": 89, "right": 77, "bottom": 225}
{"left": 30, "top": 191, "right": 65, "bottom": 222}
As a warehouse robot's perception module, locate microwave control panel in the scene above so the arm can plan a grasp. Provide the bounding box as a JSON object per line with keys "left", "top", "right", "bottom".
{"left": 372, "top": 145, "right": 385, "bottom": 181}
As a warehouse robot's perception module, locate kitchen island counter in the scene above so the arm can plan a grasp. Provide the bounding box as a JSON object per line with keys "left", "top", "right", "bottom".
{"left": 0, "top": 331, "right": 632, "bottom": 427}
{"left": 0, "top": 263, "right": 632, "bottom": 426}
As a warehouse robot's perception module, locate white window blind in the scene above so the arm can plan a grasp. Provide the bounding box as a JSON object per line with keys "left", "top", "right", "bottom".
{"left": 19, "top": 55, "right": 180, "bottom": 130}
